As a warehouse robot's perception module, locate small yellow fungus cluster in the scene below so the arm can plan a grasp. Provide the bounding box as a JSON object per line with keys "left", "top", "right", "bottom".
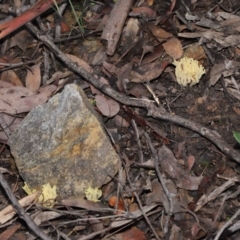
{"left": 23, "top": 182, "right": 57, "bottom": 208}
{"left": 173, "top": 57, "right": 205, "bottom": 87}
{"left": 85, "top": 187, "right": 102, "bottom": 202}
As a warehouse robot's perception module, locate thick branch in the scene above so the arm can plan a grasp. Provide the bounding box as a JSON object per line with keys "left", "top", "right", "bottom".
{"left": 25, "top": 23, "right": 240, "bottom": 164}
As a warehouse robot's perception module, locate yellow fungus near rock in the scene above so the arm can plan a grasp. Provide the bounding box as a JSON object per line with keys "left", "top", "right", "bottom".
{"left": 173, "top": 57, "right": 205, "bottom": 87}
{"left": 85, "top": 187, "right": 102, "bottom": 202}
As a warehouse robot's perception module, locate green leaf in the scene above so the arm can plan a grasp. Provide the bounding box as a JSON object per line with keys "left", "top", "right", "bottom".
{"left": 233, "top": 132, "right": 240, "bottom": 143}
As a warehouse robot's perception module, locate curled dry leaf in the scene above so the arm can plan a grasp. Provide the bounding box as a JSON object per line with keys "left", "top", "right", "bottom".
{"left": 163, "top": 37, "right": 183, "bottom": 60}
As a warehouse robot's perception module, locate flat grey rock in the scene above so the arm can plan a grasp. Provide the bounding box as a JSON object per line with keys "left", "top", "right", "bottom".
{"left": 9, "top": 84, "right": 119, "bottom": 199}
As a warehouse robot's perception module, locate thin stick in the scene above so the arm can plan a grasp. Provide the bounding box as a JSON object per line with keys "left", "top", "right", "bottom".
{"left": 144, "top": 132, "right": 174, "bottom": 235}
{"left": 123, "top": 160, "right": 161, "bottom": 240}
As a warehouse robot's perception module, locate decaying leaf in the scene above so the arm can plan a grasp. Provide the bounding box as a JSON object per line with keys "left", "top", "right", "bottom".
{"left": 158, "top": 145, "right": 203, "bottom": 190}
{"left": 109, "top": 196, "right": 125, "bottom": 214}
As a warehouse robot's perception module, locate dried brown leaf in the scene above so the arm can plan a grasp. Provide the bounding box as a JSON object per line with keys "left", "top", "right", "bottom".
{"left": 148, "top": 25, "right": 173, "bottom": 40}
{"left": 66, "top": 54, "right": 93, "bottom": 73}
{"left": 187, "top": 155, "right": 195, "bottom": 170}
{"left": 113, "top": 115, "right": 130, "bottom": 127}
{"left": 0, "top": 224, "right": 21, "bottom": 240}
{"left": 61, "top": 198, "right": 106, "bottom": 211}
{"left": 130, "top": 60, "right": 169, "bottom": 83}
{"left": 25, "top": 62, "right": 42, "bottom": 92}
{"left": 10, "top": 30, "right": 32, "bottom": 51}
{"left": 115, "top": 227, "right": 147, "bottom": 240}
{"left": 88, "top": 215, "right": 104, "bottom": 232}
{"left": 33, "top": 211, "right": 62, "bottom": 226}
{"left": 184, "top": 45, "right": 206, "bottom": 60}
{"left": 1, "top": 70, "right": 23, "bottom": 86}
{"left": 0, "top": 85, "right": 56, "bottom": 114}
{"left": 163, "top": 37, "right": 183, "bottom": 59}
{"left": 0, "top": 80, "right": 13, "bottom": 88}
{"left": 131, "top": 6, "right": 156, "bottom": 18}
{"left": 95, "top": 95, "right": 120, "bottom": 117}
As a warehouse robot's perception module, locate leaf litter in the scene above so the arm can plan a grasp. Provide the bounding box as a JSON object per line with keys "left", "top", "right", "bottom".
{"left": 0, "top": 0, "right": 240, "bottom": 239}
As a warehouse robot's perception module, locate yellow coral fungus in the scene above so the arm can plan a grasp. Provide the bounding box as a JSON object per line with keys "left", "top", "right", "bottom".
{"left": 85, "top": 187, "right": 102, "bottom": 202}
{"left": 173, "top": 57, "right": 205, "bottom": 87}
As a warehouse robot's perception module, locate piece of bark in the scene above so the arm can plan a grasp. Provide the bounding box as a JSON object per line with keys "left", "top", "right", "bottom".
{"left": 101, "top": 0, "right": 134, "bottom": 56}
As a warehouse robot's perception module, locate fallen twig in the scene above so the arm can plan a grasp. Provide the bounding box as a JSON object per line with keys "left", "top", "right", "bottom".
{"left": 101, "top": 0, "right": 134, "bottom": 55}
{"left": 144, "top": 132, "right": 173, "bottom": 235}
